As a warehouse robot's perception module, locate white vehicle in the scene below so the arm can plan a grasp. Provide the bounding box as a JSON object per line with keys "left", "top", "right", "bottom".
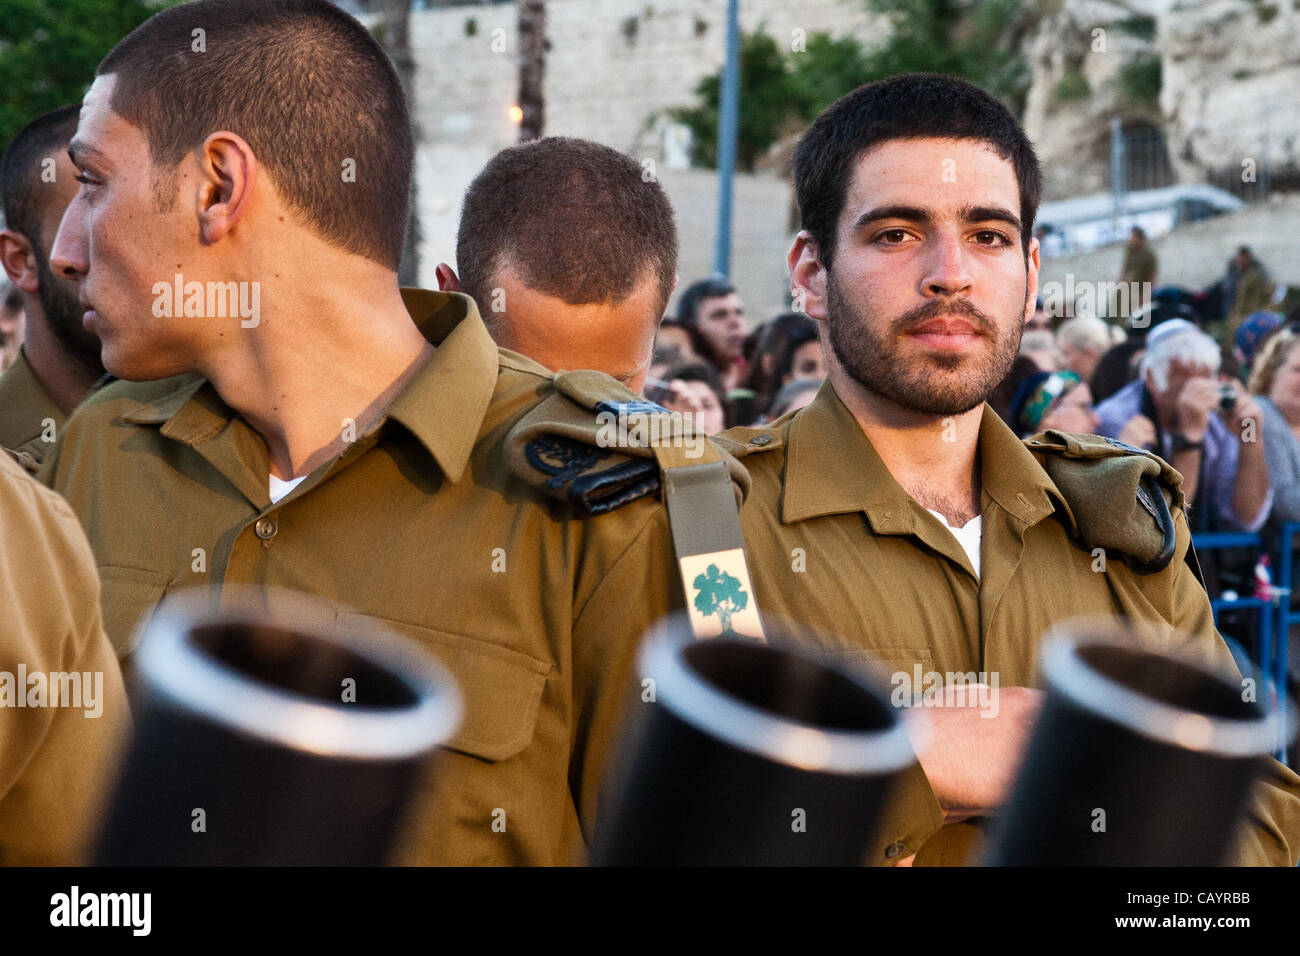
{"left": 1034, "top": 185, "right": 1244, "bottom": 257}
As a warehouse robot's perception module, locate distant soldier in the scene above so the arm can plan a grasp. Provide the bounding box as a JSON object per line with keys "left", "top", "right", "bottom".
{"left": 1118, "top": 226, "right": 1156, "bottom": 314}
{"left": 0, "top": 105, "right": 103, "bottom": 472}
{"left": 718, "top": 74, "right": 1300, "bottom": 866}
{"left": 1230, "top": 246, "right": 1274, "bottom": 326}
{"left": 40, "top": 0, "right": 734, "bottom": 865}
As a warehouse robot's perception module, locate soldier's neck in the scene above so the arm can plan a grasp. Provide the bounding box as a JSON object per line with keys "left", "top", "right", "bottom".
{"left": 201, "top": 282, "right": 432, "bottom": 481}
{"left": 831, "top": 374, "right": 983, "bottom": 525}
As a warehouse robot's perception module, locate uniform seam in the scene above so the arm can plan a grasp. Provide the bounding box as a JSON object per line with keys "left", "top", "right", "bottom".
{"left": 571, "top": 504, "right": 662, "bottom": 626}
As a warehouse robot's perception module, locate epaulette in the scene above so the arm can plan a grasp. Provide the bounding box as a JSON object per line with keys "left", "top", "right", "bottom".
{"left": 1023, "top": 430, "right": 1182, "bottom": 574}
{"left": 507, "top": 369, "right": 749, "bottom": 514}
{"left": 508, "top": 370, "right": 764, "bottom": 641}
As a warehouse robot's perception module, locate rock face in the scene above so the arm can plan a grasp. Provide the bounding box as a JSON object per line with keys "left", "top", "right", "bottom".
{"left": 1160, "top": 0, "right": 1300, "bottom": 188}
{"left": 1022, "top": 0, "right": 1300, "bottom": 200}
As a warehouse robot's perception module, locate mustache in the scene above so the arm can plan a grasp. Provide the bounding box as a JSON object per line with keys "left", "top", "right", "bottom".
{"left": 891, "top": 297, "right": 998, "bottom": 336}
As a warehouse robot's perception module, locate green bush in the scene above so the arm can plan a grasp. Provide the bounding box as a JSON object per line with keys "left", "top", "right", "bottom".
{"left": 671, "top": 0, "right": 1031, "bottom": 171}
{"left": 0, "top": 0, "right": 181, "bottom": 152}
{"left": 1120, "top": 55, "right": 1162, "bottom": 106}
{"left": 1053, "top": 71, "right": 1091, "bottom": 102}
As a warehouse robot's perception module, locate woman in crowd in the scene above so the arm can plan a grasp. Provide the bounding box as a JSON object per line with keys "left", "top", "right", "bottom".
{"left": 731, "top": 313, "right": 819, "bottom": 425}
{"left": 1248, "top": 327, "right": 1300, "bottom": 523}
{"left": 660, "top": 360, "right": 730, "bottom": 435}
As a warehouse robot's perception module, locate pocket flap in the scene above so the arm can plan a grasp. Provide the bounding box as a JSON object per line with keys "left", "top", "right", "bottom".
{"left": 335, "top": 612, "right": 550, "bottom": 763}
{"left": 98, "top": 566, "right": 171, "bottom": 658}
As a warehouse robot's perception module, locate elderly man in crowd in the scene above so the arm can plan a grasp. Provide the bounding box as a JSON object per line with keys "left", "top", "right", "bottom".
{"left": 1094, "top": 318, "right": 1271, "bottom": 532}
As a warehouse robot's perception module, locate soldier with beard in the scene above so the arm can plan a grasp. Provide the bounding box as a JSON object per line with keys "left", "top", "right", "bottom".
{"left": 0, "top": 105, "right": 105, "bottom": 473}
{"left": 717, "top": 74, "right": 1300, "bottom": 866}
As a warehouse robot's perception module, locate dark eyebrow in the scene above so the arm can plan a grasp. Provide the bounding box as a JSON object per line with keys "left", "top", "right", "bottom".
{"left": 67, "top": 139, "right": 108, "bottom": 168}
{"left": 852, "top": 203, "right": 1022, "bottom": 235}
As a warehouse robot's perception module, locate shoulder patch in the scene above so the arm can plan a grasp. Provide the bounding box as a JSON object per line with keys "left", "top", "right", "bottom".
{"left": 1024, "top": 428, "right": 1181, "bottom": 573}
{"left": 507, "top": 370, "right": 748, "bottom": 516}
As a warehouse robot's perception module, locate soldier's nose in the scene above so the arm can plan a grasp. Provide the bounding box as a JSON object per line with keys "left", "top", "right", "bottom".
{"left": 49, "top": 196, "right": 89, "bottom": 280}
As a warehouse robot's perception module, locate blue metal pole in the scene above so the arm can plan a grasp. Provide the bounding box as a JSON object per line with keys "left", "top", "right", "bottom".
{"left": 713, "top": 0, "right": 740, "bottom": 278}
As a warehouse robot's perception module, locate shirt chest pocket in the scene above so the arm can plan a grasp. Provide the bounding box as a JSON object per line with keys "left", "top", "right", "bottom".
{"left": 825, "top": 645, "right": 933, "bottom": 674}
{"left": 97, "top": 565, "right": 172, "bottom": 659}
{"left": 334, "top": 612, "right": 551, "bottom": 763}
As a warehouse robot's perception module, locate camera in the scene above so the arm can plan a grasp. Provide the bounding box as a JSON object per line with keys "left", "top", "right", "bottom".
{"left": 1219, "top": 383, "right": 1238, "bottom": 412}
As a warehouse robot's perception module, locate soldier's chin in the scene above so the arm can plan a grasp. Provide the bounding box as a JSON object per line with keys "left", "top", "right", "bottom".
{"left": 102, "top": 344, "right": 183, "bottom": 383}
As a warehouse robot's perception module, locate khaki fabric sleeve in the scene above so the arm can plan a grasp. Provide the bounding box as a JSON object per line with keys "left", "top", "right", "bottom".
{"left": 0, "top": 467, "right": 131, "bottom": 864}
{"left": 868, "top": 761, "right": 948, "bottom": 866}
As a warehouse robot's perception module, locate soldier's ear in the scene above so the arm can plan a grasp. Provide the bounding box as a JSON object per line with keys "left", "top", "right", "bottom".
{"left": 196, "top": 130, "right": 257, "bottom": 245}
{"left": 435, "top": 263, "right": 461, "bottom": 293}
{"left": 1024, "top": 235, "right": 1041, "bottom": 323}
{"left": 0, "top": 229, "right": 38, "bottom": 294}
{"left": 789, "top": 231, "right": 828, "bottom": 321}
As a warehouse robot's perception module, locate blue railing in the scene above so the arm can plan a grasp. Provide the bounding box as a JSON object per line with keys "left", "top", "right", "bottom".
{"left": 1193, "top": 530, "right": 1291, "bottom": 763}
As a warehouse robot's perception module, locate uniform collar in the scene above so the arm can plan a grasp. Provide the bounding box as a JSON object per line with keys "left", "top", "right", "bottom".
{"left": 781, "top": 378, "right": 1072, "bottom": 531}
{"left": 383, "top": 288, "right": 497, "bottom": 483}
{"left": 121, "top": 289, "right": 498, "bottom": 483}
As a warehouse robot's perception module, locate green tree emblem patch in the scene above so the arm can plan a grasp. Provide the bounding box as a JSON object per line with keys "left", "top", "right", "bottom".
{"left": 692, "top": 563, "right": 749, "bottom": 637}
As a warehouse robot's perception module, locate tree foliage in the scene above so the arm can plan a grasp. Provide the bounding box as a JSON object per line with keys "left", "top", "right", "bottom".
{"left": 0, "top": 0, "right": 179, "bottom": 151}
{"left": 672, "top": 0, "right": 1031, "bottom": 171}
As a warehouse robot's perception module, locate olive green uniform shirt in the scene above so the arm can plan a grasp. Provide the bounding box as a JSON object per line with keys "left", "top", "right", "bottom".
{"left": 0, "top": 348, "right": 63, "bottom": 474}
{"left": 1231, "top": 266, "right": 1273, "bottom": 325}
{"left": 40, "top": 290, "right": 681, "bottom": 865}
{"left": 0, "top": 451, "right": 130, "bottom": 864}
{"left": 720, "top": 380, "right": 1300, "bottom": 866}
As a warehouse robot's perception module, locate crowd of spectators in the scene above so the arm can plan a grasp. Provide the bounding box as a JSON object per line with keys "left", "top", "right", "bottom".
{"left": 649, "top": 278, "right": 828, "bottom": 433}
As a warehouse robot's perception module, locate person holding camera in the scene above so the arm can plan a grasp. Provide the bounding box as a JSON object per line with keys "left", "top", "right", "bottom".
{"left": 1094, "top": 318, "right": 1272, "bottom": 533}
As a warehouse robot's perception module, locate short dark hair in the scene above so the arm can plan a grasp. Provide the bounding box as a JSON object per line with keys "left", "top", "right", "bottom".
{"left": 97, "top": 0, "right": 412, "bottom": 269}
{"left": 457, "top": 136, "right": 677, "bottom": 319}
{"left": 793, "top": 73, "right": 1042, "bottom": 271}
{"left": 774, "top": 320, "right": 820, "bottom": 383}
{"left": 1, "top": 105, "right": 81, "bottom": 247}
{"left": 676, "top": 276, "right": 735, "bottom": 325}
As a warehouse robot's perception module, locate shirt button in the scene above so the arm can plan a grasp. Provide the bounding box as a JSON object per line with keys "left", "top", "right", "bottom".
{"left": 254, "top": 516, "right": 278, "bottom": 541}
{"left": 750, "top": 435, "right": 771, "bottom": 446}
{"left": 885, "top": 840, "right": 906, "bottom": 859}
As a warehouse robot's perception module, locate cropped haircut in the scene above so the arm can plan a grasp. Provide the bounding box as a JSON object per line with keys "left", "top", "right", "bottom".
{"left": 456, "top": 136, "right": 677, "bottom": 320}
{"left": 793, "top": 73, "right": 1042, "bottom": 272}
{"left": 98, "top": 0, "right": 413, "bottom": 269}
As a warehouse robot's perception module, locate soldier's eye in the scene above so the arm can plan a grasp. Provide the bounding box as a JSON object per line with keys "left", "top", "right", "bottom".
{"left": 973, "top": 230, "right": 1011, "bottom": 246}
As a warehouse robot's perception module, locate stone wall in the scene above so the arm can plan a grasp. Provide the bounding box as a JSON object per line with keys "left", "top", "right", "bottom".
{"left": 409, "top": 0, "right": 878, "bottom": 320}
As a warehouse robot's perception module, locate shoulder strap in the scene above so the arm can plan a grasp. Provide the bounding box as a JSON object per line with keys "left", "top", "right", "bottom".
{"left": 507, "top": 371, "right": 764, "bottom": 641}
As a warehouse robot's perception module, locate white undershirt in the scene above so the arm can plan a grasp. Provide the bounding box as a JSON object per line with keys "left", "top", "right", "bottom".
{"left": 926, "top": 509, "right": 983, "bottom": 579}
{"left": 269, "top": 473, "right": 308, "bottom": 504}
